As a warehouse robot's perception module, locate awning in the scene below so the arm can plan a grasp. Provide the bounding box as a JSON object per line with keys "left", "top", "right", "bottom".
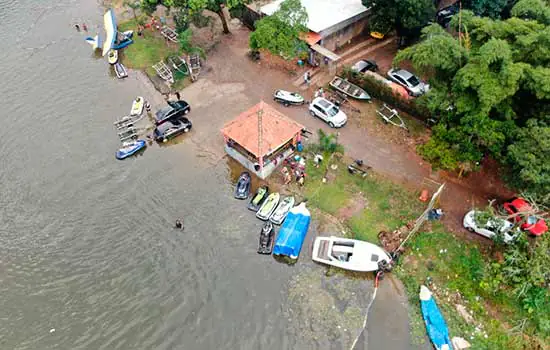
{"left": 300, "top": 31, "right": 322, "bottom": 45}
{"left": 310, "top": 44, "right": 341, "bottom": 62}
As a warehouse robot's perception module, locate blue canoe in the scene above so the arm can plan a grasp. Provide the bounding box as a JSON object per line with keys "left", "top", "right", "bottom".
{"left": 115, "top": 139, "right": 146, "bottom": 160}
{"left": 420, "top": 285, "right": 453, "bottom": 350}
{"left": 273, "top": 202, "right": 310, "bottom": 259}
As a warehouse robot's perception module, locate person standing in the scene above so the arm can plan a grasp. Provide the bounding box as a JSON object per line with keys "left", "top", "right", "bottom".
{"left": 303, "top": 71, "right": 311, "bottom": 86}
{"left": 82, "top": 23, "right": 88, "bottom": 32}
{"left": 175, "top": 91, "right": 181, "bottom": 100}
{"left": 75, "top": 24, "right": 80, "bottom": 32}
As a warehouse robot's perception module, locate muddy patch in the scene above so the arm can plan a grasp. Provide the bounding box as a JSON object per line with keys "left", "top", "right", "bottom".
{"left": 337, "top": 194, "right": 367, "bottom": 220}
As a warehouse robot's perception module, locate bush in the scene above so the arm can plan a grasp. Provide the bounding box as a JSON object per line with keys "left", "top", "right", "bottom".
{"left": 340, "top": 66, "right": 431, "bottom": 122}
{"left": 316, "top": 129, "right": 344, "bottom": 154}
{"left": 417, "top": 135, "right": 461, "bottom": 170}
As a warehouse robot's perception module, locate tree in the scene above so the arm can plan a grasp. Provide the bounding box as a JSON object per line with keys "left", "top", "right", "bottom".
{"left": 189, "top": 0, "right": 244, "bottom": 34}
{"left": 361, "top": 0, "right": 435, "bottom": 36}
{"left": 396, "top": 5, "right": 550, "bottom": 199}
{"left": 462, "top": 0, "right": 508, "bottom": 18}
{"left": 124, "top": 1, "right": 141, "bottom": 22}
{"left": 249, "top": 0, "right": 308, "bottom": 58}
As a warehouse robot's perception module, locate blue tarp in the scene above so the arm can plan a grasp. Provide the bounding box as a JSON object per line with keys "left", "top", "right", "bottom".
{"left": 420, "top": 286, "right": 453, "bottom": 350}
{"left": 273, "top": 203, "right": 310, "bottom": 259}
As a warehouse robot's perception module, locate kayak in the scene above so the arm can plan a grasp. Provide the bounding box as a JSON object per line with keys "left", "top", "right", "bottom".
{"left": 234, "top": 171, "right": 251, "bottom": 199}
{"left": 247, "top": 186, "right": 268, "bottom": 211}
{"left": 256, "top": 192, "right": 280, "bottom": 220}
{"left": 115, "top": 139, "right": 146, "bottom": 160}
{"left": 108, "top": 49, "right": 118, "bottom": 65}
{"left": 273, "top": 202, "right": 310, "bottom": 260}
{"left": 269, "top": 196, "right": 295, "bottom": 225}
{"left": 420, "top": 285, "right": 453, "bottom": 350}
{"left": 257, "top": 221, "right": 275, "bottom": 254}
{"left": 130, "top": 96, "right": 144, "bottom": 116}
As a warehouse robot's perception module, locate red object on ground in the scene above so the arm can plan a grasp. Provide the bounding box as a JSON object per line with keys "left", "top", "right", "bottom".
{"left": 503, "top": 198, "right": 548, "bottom": 236}
{"left": 419, "top": 189, "right": 429, "bottom": 202}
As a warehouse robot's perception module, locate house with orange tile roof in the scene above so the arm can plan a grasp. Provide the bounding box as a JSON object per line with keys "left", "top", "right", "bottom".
{"left": 221, "top": 101, "right": 305, "bottom": 179}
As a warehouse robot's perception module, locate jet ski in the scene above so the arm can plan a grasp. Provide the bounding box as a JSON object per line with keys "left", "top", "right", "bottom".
{"left": 108, "top": 49, "right": 118, "bottom": 64}
{"left": 247, "top": 186, "right": 268, "bottom": 212}
{"left": 115, "top": 139, "right": 146, "bottom": 160}
{"left": 256, "top": 192, "right": 280, "bottom": 220}
{"left": 258, "top": 221, "right": 275, "bottom": 255}
{"left": 270, "top": 196, "right": 295, "bottom": 225}
{"left": 234, "top": 171, "right": 251, "bottom": 199}
{"left": 273, "top": 89, "right": 305, "bottom": 106}
{"left": 130, "top": 96, "right": 144, "bottom": 116}
{"left": 114, "top": 62, "right": 128, "bottom": 79}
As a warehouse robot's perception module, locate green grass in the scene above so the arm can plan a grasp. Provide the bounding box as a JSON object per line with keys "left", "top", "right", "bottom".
{"left": 300, "top": 153, "right": 545, "bottom": 348}
{"left": 118, "top": 19, "right": 179, "bottom": 73}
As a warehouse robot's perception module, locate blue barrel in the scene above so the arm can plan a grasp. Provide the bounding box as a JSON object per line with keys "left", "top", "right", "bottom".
{"left": 296, "top": 141, "right": 304, "bottom": 152}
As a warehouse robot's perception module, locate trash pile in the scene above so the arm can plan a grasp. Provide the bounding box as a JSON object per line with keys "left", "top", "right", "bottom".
{"left": 378, "top": 221, "right": 415, "bottom": 253}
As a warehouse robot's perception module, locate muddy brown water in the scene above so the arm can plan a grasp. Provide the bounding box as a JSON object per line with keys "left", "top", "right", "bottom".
{"left": 0, "top": 1, "right": 416, "bottom": 349}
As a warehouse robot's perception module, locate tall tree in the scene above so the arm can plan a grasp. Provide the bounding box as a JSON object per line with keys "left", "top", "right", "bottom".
{"left": 249, "top": 0, "right": 308, "bottom": 58}
{"left": 189, "top": 0, "right": 244, "bottom": 34}
{"left": 361, "top": 0, "right": 435, "bottom": 36}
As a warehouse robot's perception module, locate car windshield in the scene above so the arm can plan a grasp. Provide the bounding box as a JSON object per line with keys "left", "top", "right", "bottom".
{"left": 407, "top": 75, "right": 420, "bottom": 86}
{"left": 327, "top": 106, "right": 339, "bottom": 117}
{"left": 155, "top": 106, "right": 173, "bottom": 119}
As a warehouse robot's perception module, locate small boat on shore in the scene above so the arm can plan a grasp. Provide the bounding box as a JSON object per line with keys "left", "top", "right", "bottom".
{"left": 114, "top": 62, "right": 128, "bottom": 79}
{"left": 115, "top": 139, "right": 146, "bottom": 160}
{"left": 248, "top": 186, "right": 268, "bottom": 211}
{"left": 312, "top": 236, "right": 392, "bottom": 272}
{"left": 420, "top": 285, "right": 453, "bottom": 350}
{"left": 130, "top": 97, "right": 144, "bottom": 116}
{"left": 329, "top": 76, "right": 371, "bottom": 100}
{"left": 273, "top": 202, "right": 310, "bottom": 260}
{"left": 108, "top": 49, "right": 118, "bottom": 64}
{"left": 234, "top": 172, "right": 251, "bottom": 199}
{"left": 170, "top": 55, "right": 189, "bottom": 75}
{"left": 258, "top": 221, "right": 275, "bottom": 255}
{"left": 256, "top": 192, "right": 280, "bottom": 220}
{"left": 270, "top": 196, "right": 295, "bottom": 225}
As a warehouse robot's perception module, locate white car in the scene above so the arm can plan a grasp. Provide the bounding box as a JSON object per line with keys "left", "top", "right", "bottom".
{"left": 387, "top": 68, "right": 430, "bottom": 97}
{"left": 308, "top": 97, "right": 348, "bottom": 128}
{"left": 463, "top": 210, "right": 520, "bottom": 243}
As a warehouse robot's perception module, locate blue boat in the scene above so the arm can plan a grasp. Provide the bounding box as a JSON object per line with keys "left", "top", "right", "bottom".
{"left": 115, "top": 139, "right": 146, "bottom": 160}
{"left": 273, "top": 202, "right": 310, "bottom": 259}
{"left": 102, "top": 9, "right": 133, "bottom": 56}
{"left": 420, "top": 285, "right": 453, "bottom": 350}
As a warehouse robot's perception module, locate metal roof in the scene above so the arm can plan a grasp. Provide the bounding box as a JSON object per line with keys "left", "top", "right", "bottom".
{"left": 260, "top": 0, "right": 368, "bottom": 33}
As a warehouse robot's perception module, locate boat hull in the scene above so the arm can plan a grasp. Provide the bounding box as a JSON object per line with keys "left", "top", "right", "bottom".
{"left": 247, "top": 186, "right": 268, "bottom": 211}
{"left": 114, "top": 63, "right": 128, "bottom": 79}
{"left": 269, "top": 196, "right": 295, "bottom": 225}
{"left": 420, "top": 286, "right": 453, "bottom": 350}
{"left": 256, "top": 193, "right": 280, "bottom": 220}
{"left": 130, "top": 96, "right": 144, "bottom": 116}
{"left": 329, "top": 76, "right": 371, "bottom": 101}
{"left": 234, "top": 172, "right": 251, "bottom": 199}
{"left": 112, "top": 39, "right": 133, "bottom": 50}
{"left": 258, "top": 222, "right": 275, "bottom": 254}
{"left": 115, "top": 139, "right": 146, "bottom": 160}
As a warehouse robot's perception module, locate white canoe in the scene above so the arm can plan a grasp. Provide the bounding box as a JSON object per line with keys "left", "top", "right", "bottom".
{"left": 312, "top": 236, "right": 391, "bottom": 272}
{"left": 130, "top": 96, "right": 144, "bottom": 116}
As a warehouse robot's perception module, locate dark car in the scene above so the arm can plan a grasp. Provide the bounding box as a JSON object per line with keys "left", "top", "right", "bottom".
{"left": 154, "top": 100, "right": 191, "bottom": 125}
{"left": 153, "top": 117, "right": 192, "bottom": 142}
{"left": 436, "top": 4, "right": 459, "bottom": 28}
{"left": 351, "top": 59, "right": 378, "bottom": 73}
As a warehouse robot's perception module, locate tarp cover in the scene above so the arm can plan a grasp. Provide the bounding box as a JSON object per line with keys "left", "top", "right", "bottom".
{"left": 420, "top": 286, "right": 453, "bottom": 350}
{"left": 273, "top": 203, "right": 310, "bottom": 259}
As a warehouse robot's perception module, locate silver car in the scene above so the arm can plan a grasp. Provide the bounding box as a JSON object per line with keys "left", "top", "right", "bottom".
{"left": 463, "top": 210, "right": 520, "bottom": 243}
{"left": 387, "top": 68, "right": 429, "bottom": 96}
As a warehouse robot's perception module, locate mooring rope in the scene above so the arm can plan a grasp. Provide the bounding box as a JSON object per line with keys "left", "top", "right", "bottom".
{"left": 350, "top": 271, "right": 383, "bottom": 350}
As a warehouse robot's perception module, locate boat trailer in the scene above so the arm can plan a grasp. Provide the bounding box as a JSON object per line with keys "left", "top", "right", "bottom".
{"left": 152, "top": 61, "right": 174, "bottom": 84}
{"left": 376, "top": 104, "right": 407, "bottom": 130}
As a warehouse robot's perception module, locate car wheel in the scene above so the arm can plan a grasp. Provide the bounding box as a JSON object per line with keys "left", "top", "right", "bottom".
{"left": 466, "top": 226, "right": 475, "bottom": 233}
{"left": 329, "top": 122, "right": 335, "bottom": 128}
{"left": 184, "top": 108, "right": 190, "bottom": 115}
{"left": 163, "top": 138, "right": 168, "bottom": 143}
{"left": 407, "top": 90, "right": 413, "bottom": 96}
{"left": 284, "top": 102, "right": 290, "bottom": 107}
{"left": 309, "top": 110, "right": 316, "bottom": 117}
{"left": 184, "top": 128, "right": 189, "bottom": 133}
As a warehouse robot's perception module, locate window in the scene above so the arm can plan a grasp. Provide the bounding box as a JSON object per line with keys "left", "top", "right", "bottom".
{"left": 314, "top": 105, "right": 325, "bottom": 114}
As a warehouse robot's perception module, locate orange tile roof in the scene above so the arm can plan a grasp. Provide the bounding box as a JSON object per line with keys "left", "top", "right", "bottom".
{"left": 221, "top": 101, "right": 305, "bottom": 158}
{"left": 300, "top": 31, "right": 322, "bottom": 45}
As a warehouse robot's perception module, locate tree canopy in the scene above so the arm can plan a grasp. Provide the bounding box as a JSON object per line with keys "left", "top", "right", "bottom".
{"left": 396, "top": 1, "right": 550, "bottom": 199}
{"left": 249, "top": 0, "right": 308, "bottom": 58}
{"left": 361, "top": 0, "right": 435, "bottom": 35}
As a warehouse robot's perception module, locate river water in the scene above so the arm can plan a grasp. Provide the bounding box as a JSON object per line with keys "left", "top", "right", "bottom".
{"left": 0, "top": 1, "right": 404, "bottom": 349}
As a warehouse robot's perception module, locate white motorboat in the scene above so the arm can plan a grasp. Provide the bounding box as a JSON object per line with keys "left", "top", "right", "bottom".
{"left": 312, "top": 236, "right": 391, "bottom": 272}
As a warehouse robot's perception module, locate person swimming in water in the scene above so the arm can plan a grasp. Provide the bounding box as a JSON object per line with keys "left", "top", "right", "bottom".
{"left": 175, "top": 219, "right": 184, "bottom": 230}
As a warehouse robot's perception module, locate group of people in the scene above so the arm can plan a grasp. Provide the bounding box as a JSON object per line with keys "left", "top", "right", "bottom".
{"left": 74, "top": 23, "right": 88, "bottom": 32}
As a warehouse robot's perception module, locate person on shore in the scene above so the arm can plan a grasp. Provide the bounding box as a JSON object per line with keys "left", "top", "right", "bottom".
{"left": 303, "top": 71, "right": 311, "bottom": 86}
{"left": 175, "top": 91, "right": 181, "bottom": 100}
{"left": 75, "top": 24, "right": 80, "bottom": 32}
{"left": 82, "top": 23, "right": 88, "bottom": 32}
{"left": 145, "top": 101, "right": 151, "bottom": 113}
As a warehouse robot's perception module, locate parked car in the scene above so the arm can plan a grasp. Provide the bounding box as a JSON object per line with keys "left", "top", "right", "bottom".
{"left": 437, "top": 4, "right": 459, "bottom": 28}
{"left": 154, "top": 100, "right": 191, "bottom": 125}
{"left": 463, "top": 210, "right": 520, "bottom": 243}
{"left": 387, "top": 68, "right": 429, "bottom": 96}
{"left": 308, "top": 97, "right": 348, "bottom": 128}
{"left": 153, "top": 117, "right": 192, "bottom": 142}
{"left": 351, "top": 59, "right": 378, "bottom": 73}
{"left": 503, "top": 198, "right": 548, "bottom": 236}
